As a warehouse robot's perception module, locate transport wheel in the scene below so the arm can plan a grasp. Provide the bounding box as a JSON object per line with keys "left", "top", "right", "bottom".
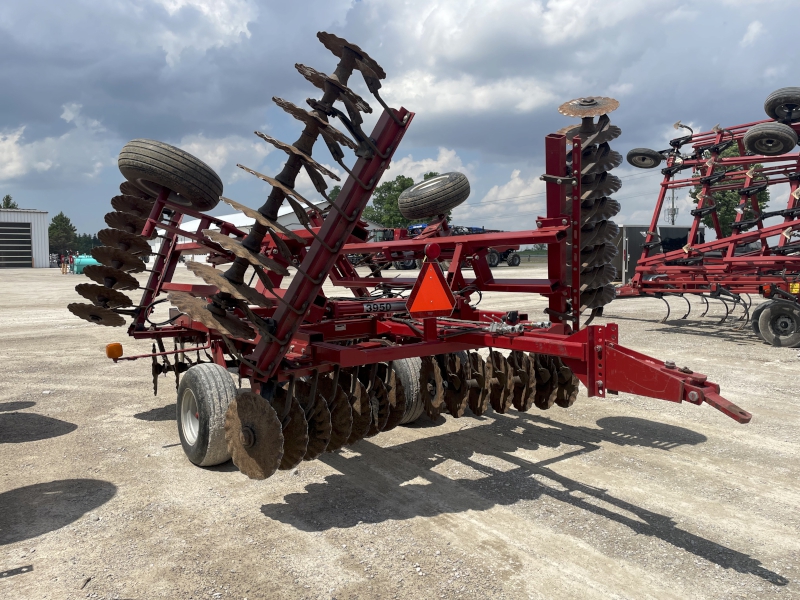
{"left": 487, "top": 249, "right": 500, "bottom": 268}
{"left": 398, "top": 172, "right": 470, "bottom": 220}
{"left": 750, "top": 301, "right": 772, "bottom": 341}
{"left": 757, "top": 301, "right": 800, "bottom": 348}
{"left": 626, "top": 148, "right": 663, "bottom": 169}
{"left": 402, "top": 259, "right": 417, "bottom": 269}
{"left": 396, "top": 357, "right": 424, "bottom": 425}
{"left": 118, "top": 139, "right": 223, "bottom": 211}
{"left": 507, "top": 252, "right": 521, "bottom": 267}
{"left": 176, "top": 363, "right": 238, "bottom": 466}
{"left": 764, "top": 87, "right": 800, "bottom": 122}
{"left": 743, "top": 123, "right": 798, "bottom": 156}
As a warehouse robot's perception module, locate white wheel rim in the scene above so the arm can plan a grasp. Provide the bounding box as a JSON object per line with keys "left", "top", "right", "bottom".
{"left": 181, "top": 389, "right": 200, "bottom": 445}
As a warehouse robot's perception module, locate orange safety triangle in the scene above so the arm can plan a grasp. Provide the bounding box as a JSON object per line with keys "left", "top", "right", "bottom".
{"left": 407, "top": 261, "right": 456, "bottom": 317}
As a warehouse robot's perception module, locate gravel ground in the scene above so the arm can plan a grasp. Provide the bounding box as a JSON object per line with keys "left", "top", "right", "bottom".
{"left": 1, "top": 264, "right": 798, "bottom": 599}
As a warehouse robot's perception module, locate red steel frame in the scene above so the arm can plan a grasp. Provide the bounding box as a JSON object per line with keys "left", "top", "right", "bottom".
{"left": 118, "top": 105, "right": 752, "bottom": 424}
{"left": 617, "top": 119, "right": 800, "bottom": 301}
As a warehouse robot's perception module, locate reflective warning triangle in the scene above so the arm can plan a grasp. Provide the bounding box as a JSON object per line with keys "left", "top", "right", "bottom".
{"left": 406, "top": 261, "right": 456, "bottom": 318}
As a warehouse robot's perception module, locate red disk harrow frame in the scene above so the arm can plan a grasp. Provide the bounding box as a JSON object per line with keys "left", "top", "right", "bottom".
{"left": 69, "top": 32, "right": 750, "bottom": 480}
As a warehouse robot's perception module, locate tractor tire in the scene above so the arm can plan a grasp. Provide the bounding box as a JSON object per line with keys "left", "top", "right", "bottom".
{"left": 626, "top": 148, "right": 663, "bottom": 169}
{"left": 764, "top": 87, "right": 800, "bottom": 122}
{"left": 743, "top": 122, "right": 798, "bottom": 156}
{"left": 118, "top": 139, "right": 223, "bottom": 211}
{"left": 757, "top": 300, "right": 800, "bottom": 348}
{"left": 398, "top": 172, "right": 470, "bottom": 220}
{"left": 396, "top": 356, "right": 424, "bottom": 425}
{"left": 750, "top": 301, "right": 772, "bottom": 341}
{"left": 176, "top": 363, "right": 238, "bottom": 466}
{"left": 487, "top": 249, "right": 501, "bottom": 268}
{"left": 507, "top": 252, "right": 521, "bottom": 267}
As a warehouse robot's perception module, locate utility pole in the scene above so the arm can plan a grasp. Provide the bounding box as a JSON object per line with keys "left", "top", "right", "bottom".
{"left": 663, "top": 188, "right": 678, "bottom": 225}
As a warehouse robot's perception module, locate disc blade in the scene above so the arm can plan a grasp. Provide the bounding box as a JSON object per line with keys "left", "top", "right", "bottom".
{"left": 318, "top": 373, "right": 352, "bottom": 452}
{"left": 554, "top": 359, "right": 580, "bottom": 408}
{"left": 293, "top": 380, "right": 332, "bottom": 461}
{"left": 167, "top": 291, "right": 256, "bottom": 340}
{"left": 91, "top": 246, "right": 146, "bottom": 273}
{"left": 532, "top": 354, "right": 558, "bottom": 410}
{"left": 68, "top": 302, "right": 126, "bottom": 327}
{"left": 224, "top": 391, "right": 284, "bottom": 480}
{"left": 467, "top": 353, "right": 490, "bottom": 416}
{"left": 110, "top": 194, "right": 155, "bottom": 218}
{"left": 104, "top": 211, "right": 151, "bottom": 238}
{"left": 443, "top": 353, "right": 469, "bottom": 418}
{"left": 75, "top": 283, "right": 132, "bottom": 309}
{"left": 340, "top": 370, "right": 371, "bottom": 445}
{"left": 97, "top": 228, "right": 151, "bottom": 255}
{"left": 270, "top": 388, "right": 308, "bottom": 470}
{"left": 120, "top": 181, "right": 151, "bottom": 199}
{"left": 202, "top": 229, "right": 290, "bottom": 276}
{"left": 509, "top": 351, "right": 534, "bottom": 412}
{"left": 366, "top": 377, "right": 390, "bottom": 435}
{"left": 295, "top": 64, "right": 372, "bottom": 113}
{"left": 420, "top": 356, "right": 444, "bottom": 420}
{"left": 488, "top": 351, "right": 514, "bottom": 414}
{"left": 381, "top": 365, "right": 407, "bottom": 432}
{"left": 82, "top": 265, "right": 140, "bottom": 291}
{"left": 186, "top": 261, "right": 274, "bottom": 308}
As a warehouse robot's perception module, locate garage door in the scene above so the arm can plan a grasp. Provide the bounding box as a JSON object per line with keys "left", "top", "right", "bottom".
{"left": 0, "top": 222, "right": 33, "bottom": 268}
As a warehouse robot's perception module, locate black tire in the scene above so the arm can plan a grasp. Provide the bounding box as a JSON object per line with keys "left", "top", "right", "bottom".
{"left": 396, "top": 357, "right": 424, "bottom": 425}
{"left": 764, "top": 87, "right": 800, "bottom": 122}
{"left": 626, "top": 148, "right": 663, "bottom": 169}
{"left": 757, "top": 301, "right": 800, "bottom": 348}
{"left": 118, "top": 139, "right": 223, "bottom": 211}
{"left": 176, "top": 363, "right": 237, "bottom": 466}
{"left": 743, "top": 122, "right": 798, "bottom": 156}
{"left": 750, "top": 301, "right": 772, "bottom": 341}
{"left": 487, "top": 249, "right": 501, "bottom": 268}
{"left": 398, "top": 172, "right": 470, "bottom": 220}
{"left": 507, "top": 253, "right": 521, "bottom": 267}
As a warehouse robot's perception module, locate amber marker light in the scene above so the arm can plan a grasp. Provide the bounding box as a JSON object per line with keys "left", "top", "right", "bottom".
{"left": 106, "top": 343, "right": 124, "bottom": 361}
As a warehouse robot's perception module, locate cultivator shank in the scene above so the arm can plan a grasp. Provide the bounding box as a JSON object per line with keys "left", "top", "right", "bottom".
{"left": 68, "top": 32, "right": 751, "bottom": 479}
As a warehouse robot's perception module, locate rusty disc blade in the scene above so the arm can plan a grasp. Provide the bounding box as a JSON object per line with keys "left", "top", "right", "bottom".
{"left": 488, "top": 351, "right": 514, "bottom": 414}
{"left": 419, "top": 356, "right": 444, "bottom": 420}
{"left": 558, "top": 117, "right": 621, "bottom": 146}
{"left": 532, "top": 354, "right": 558, "bottom": 410}
{"left": 75, "top": 283, "right": 132, "bottom": 309}
{"left": 104, "top": 211, "right": 152, "bottom": 238}
{"left": 366, "top": 377, "right": 390, "bottom": 435}
{"left": 186, "top": 261, "right": 273, "bottom": 308}
{"left": 82, "top": 265, "right": 139, "bottom": 291}
{"left": 167, "top": 291, "right": 256, "bottom": 340}
{"left": 68, "top": 302, "right": 126, "bottom": 327}
{"left": 224, "top": 391, "right": 284, "bottom": 480}
{"left": 341, "top": 370, "right": 371, "bottom": 445}
{"left": 254, "top": 132, "right": 340, "bottom": 181}
{"left": 554, "top": 359, "right": 581, "bottom": 408}
{"left": 467, "top": 353, "right": 490, "bottom": 416}
{"left": 381, "top": 366, "right": 406, "bottom": 432}
{"left": 558, "top": 96, "right": 619, "bottom": 118}
{"left": 91, "top": 246, "right": 146, "bottom": 273}
{"left": 119, "top": 181, "right": 151, "bottom": 199}
{"left": 317, "top": 31, "right": 386, "bottom": 79}
{"left": 97, "top": 228, "right": 151, "bottom": 256}
{"left": 295, "top": 64, "right": 372, "bottom": 113}
{"left": 293, "top": 380, "right": 333, "bottom": 461}
{"left": 273, "top": 97, "right": 358, "bottom": 150}
{"left": 317, "top": 373, "right": 352, "bottom": 452}
{"left": 202, "top": 229, "right": 290, "bottom": 276}
{"left": 443, "top": 353, "right": 469, "bottom": 418}
{"left": 509, "top": 351, "right": 534, "bottom": 412}
{"left": 270, "top": 388, "right": 309, "bottom": 470}
{"left": 110, "top": 194, "right": 155, "bottom": 218}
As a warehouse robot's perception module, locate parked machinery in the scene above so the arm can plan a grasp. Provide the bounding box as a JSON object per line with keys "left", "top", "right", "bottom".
{"left": 68, "top": 32, "right": 750, "bottom": 480}
{"left": 616, "top": 87, "right": 800, "bottom": 347}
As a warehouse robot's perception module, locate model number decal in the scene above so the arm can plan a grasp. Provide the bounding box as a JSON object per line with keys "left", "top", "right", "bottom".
{"left": 363, "top": 302, "right": 404, "bottom": 313}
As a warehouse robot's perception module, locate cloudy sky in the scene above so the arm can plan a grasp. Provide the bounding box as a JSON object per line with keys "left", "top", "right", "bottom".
{"left": 1, "top": 0, "right": 797, "bottom": 234}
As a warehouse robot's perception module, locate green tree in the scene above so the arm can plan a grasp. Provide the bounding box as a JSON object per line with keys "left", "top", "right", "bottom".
{"left": 690, "top": 145, "right": 769, "bottom": 238}
{"left": 49, "top": 212, "right": 77, "bottom": 254}
{"left": 2, "top": 194, "right": 19, "bottom": 209}
{"left": 75, "top": 233, "right": 102, "bottom": 254}
{"left": 328, "top": 185, "right": 341, "bottom": 201}
{"left": 362, "top": 172, "right": 443, "bottom": 228}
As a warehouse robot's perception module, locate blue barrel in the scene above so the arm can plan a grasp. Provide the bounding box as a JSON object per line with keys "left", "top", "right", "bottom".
{"left": 73, "top": 254, "right": 101, "bottom": 274}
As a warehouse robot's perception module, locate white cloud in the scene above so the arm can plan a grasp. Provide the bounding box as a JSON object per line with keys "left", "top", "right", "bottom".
{"left": 453, "top": 169, "right": 545, "bottom": 229}
{"left": 388, "top": 147, "right": 474, "bottom": 182}
{"left": 0, "top": 104, "right": 115, "bottom": 183}
{"left": 383, "top": 70, "right": 554, "bottom": 115}
{"left": 153, "top": 0, "right": 257, "bottom": 66}
{"left": 178, "top": 133, "right": 273, "bottom": 182}
{"left": 740, "top": 21, "right": 764, "bottom": 47}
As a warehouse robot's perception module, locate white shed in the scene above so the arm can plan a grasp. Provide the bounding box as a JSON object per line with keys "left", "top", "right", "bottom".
{"left": 0, "top": 209, "right": 49, "bottom": 268}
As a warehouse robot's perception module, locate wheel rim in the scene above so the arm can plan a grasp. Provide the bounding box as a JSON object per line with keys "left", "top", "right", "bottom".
{"left": 753, "top": 137, "right": 783, "bottom": 154}
{"left": 632, "top": 155, "right": 656, "bottom": 167}
{"left": 775, "top": 102, "right": 800, "bottom": 120}
{"left": 181, "top": 388, "right": 200, "bottom": 445}
{"left": 770, "top": 313, "right": 797, "bottom": 337}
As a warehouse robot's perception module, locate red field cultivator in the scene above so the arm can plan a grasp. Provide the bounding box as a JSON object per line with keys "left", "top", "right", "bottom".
{"left": 616, "top": 89, "right": 800, "bottom": 347}
{"left": 68, "top": 32, "right": 750, "bottom": 480}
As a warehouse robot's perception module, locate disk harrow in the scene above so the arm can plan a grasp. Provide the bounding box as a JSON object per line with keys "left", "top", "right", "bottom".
{"left": 69, "top": 32, "right": 751, "bottom": 482}
{"left": 615, "top": 87, "right": 800, "bottom": 346}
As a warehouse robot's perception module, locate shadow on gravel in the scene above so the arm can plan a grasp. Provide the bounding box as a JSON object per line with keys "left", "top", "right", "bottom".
{"left": 0, "top": 479, "right": 117, "bottom": 545}
{"left": 134, "top": 404, "right": 176, "bottom": 421}
{"left": 262, "top": 412, "right": 786, "bottom": 586}
{"left": 599, "top": 313, "right": 760, "bottom": 346}
{"left": 0, "top": 402, "right": 36, "bottom": 413}
{"left": 0, "top": 413, "right": 77, "bottom": 443}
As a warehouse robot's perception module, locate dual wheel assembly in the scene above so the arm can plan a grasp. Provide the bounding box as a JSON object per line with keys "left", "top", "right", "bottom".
{"left": 176, "top": 350, "right": 580, "bottom": 480}
{"left": 751, "top": 299, "right": 800, "bottom": 348}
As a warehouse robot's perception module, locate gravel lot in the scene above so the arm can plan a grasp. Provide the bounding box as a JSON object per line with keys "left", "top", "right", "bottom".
{"left": 1, "top": 264, "right": 798, "bottom": 599}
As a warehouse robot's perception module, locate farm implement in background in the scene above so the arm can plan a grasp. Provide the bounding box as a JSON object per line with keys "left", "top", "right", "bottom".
{"left": 68, "top": 32, "right": 750, "bottom": 481}
{"left": 616, "top": 87, "right": 800, "bottom": 347}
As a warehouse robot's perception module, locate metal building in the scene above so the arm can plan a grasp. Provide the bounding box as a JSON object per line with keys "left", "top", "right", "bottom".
{"left": 0, "top": 209, "right": 50, "bottom": 268}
